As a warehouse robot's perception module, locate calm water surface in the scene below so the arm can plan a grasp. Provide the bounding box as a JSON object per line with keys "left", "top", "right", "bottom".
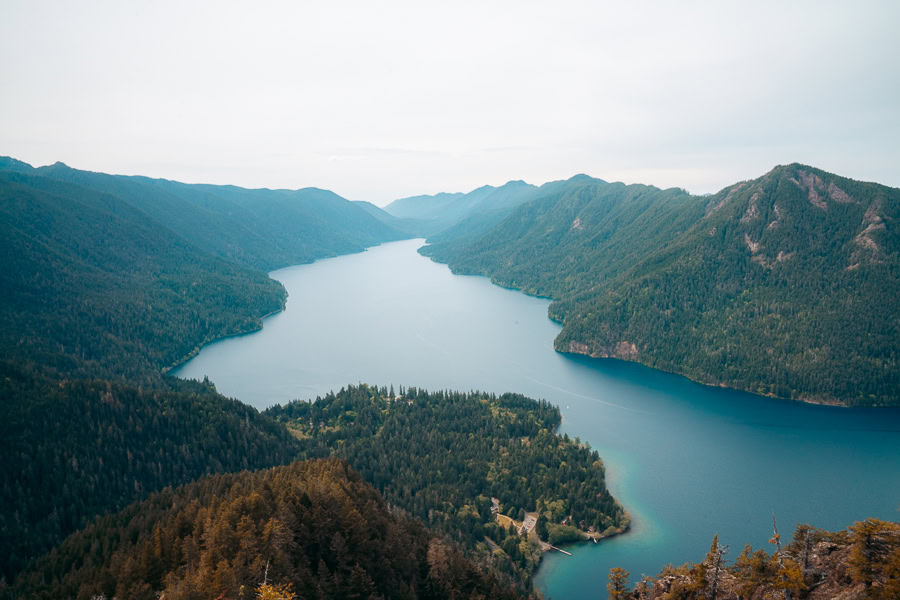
{"left": 175, "top": 239, "right": 900, "bottom": 599}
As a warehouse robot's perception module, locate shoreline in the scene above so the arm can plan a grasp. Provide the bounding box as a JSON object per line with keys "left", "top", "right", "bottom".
{"left": 419, "top": 246, "right": 868, "bottom": 409}
{"left": 162, "top": 300, "right": 287, "bottom": 375}
{"left": 555, "top": 344, "right": 850, "bottom": 408}
{"left": 162, "top": 239, "right": 415, "bottom": 377}
{"left": 163, "top": 240, "right": 414, "bottom": 377}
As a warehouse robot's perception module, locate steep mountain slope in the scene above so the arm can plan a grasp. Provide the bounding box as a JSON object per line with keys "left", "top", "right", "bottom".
{"left": 0, "top": 169, "right": 287, "bottom": 381}
{"left": 421, "top": 174, "right": 702, "bottom": 297}
{"left": 424, "top": 165, "right": 899, "bottom": 406}
{"left": 0, "top": 158, "right": 407, "bottom": 270}
{"left": 0, "top": 367, "right": 301, "bottom": 583}
{"left": 13, "top": 458, "right": 533, "bottom": 600}
{"left": 0, "top": 162, "right": 401, "bottom": 580}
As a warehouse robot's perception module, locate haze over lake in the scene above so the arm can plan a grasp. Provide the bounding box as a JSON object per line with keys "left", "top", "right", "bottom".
{"left": 175, "top": 239, "right": 900, "bottom": 599}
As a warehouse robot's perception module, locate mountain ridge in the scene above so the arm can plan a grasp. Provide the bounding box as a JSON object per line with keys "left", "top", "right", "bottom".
{"left": 1, "top": 157, "right": 409, "bottom": 271}
{"left": 422, "top": 163, "right": 899, "bottom": 406}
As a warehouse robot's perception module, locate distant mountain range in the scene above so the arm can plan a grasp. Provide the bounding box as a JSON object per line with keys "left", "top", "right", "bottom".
{"left": 379, "top": 179, "right": 540, "bottom": 236}
{"left": 418, "top": 164, "right": 898, "bottom": 406}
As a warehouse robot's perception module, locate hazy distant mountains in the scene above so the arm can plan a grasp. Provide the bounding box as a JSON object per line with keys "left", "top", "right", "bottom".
{"left": 380, "top": 179, "right": 540, "bottom": 236}
{"left": 421, "top": 165, "right": 899, "bottom": 406}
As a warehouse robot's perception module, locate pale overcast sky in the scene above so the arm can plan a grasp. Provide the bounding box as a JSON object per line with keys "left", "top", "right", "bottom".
{"left": 1, "top": 1, "right": 898, "bottom": 204}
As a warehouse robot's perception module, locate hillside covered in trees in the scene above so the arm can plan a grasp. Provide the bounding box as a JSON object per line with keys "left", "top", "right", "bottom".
{"left": 422, "top": 164, "right": 899, "bottom": 406}
{"left": 267, "top": 385, "right": 628, "bottom": 584}
{"left": 606, "top": 518, "right": 900, "bottom": 600}
{"left": 0, "top": 158, "right": 404, "bottom": 583}
{"left": 0, "top": 157, "right": 406, "bottom": 271}
{"left": 0, "top": 157, "right": 410, "bottom": 382}
{"left": 0, "top": 369, "right": 301, "bottom": 583}
{"left": 0, "top": 170, "right": 287, "bottom": 382}
{"left": 0, "top": 157, "right": 625, "bottom": 591}
{"left": 12, "top": 458, "right": 534, "bottom": 600}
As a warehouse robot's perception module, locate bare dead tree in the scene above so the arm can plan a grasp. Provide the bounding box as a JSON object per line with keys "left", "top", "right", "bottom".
{"left": 770, "top": 514, "right": 793, "bottom": 600}
{"left": 709, "top": 541, "right": 729, "bottom": 600}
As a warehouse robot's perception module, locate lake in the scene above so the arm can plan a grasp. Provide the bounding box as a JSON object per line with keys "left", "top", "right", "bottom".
{"left": 174, "top": 239, "right": 900, "bottom": 598}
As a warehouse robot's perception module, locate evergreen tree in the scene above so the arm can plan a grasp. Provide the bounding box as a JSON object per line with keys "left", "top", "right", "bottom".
{"left": 607, "top": 567, "right": 629, "bottom": 600}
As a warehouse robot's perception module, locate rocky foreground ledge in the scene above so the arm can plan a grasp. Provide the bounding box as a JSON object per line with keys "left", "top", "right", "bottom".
{"left": 609, "top": 518, "right": 899, "bottom": 600}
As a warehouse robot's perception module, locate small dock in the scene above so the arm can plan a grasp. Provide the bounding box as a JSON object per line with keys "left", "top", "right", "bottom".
{"left": 547, "top": 545, "right": 572, "bottom": 556}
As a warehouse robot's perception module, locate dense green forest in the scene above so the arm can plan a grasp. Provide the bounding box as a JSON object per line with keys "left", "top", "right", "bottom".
{"left": 0, "top": 160, "right": 402, "bottom": 583}
{"left": 12, "top": 458, "right": 534, "bottom": 600}
{"left": 0, "top": 158, "right": 408, "bottom": 381}
{"left": 0, "top": 170, "right": 287, "bottom": 382}
{"left": 267, "top": 385, "right": 628, "bottom": 583}
{"left": 607, "top": 518, "right": 900, "bottom": 599}
{"left": 0, "top": 366, "right": 301, "bottom": 583}
{"left": 0, "top": 158, "right": 625, "bottom": 591}
{"left": 422, "top": 165, "right": 899, "bottom": 406}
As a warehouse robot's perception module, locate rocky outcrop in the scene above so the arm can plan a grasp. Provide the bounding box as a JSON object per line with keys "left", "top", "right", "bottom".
{"left": 625, "top": 520, "right": 899, "bottom": 600}
{"left": 566, "top": 340, "right": 638, "bottom": 360}
{"left": 795, "top": 170, "right": 828, "bottom": 210}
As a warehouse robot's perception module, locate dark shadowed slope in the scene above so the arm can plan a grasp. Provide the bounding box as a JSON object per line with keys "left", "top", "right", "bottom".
{"left": 0, "top": 159, "right": 405, "bottom": 581}
{"left": 0, "top": 367, "right": 301, "bottom": 583}
{"left": 14, "top": 458, "right": 534, "bottom": 600}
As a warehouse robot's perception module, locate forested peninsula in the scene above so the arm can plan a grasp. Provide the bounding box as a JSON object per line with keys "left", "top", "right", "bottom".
{"left": 267, "top": 385, "right": 629, "bottom": 585}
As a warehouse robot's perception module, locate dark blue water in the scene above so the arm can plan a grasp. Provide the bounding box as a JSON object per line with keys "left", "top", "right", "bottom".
{"left": 173, "top": 239, "right": 900, "bottom": 598}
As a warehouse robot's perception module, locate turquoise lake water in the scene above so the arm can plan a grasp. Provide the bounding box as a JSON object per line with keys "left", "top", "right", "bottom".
{"left": 174, "top": 239, "right": 900, "bottom": 598}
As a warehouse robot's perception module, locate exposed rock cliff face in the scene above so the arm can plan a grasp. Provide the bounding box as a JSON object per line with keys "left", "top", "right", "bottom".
{"left": 565, "top": 340, "right": 638, "bottom": 360}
